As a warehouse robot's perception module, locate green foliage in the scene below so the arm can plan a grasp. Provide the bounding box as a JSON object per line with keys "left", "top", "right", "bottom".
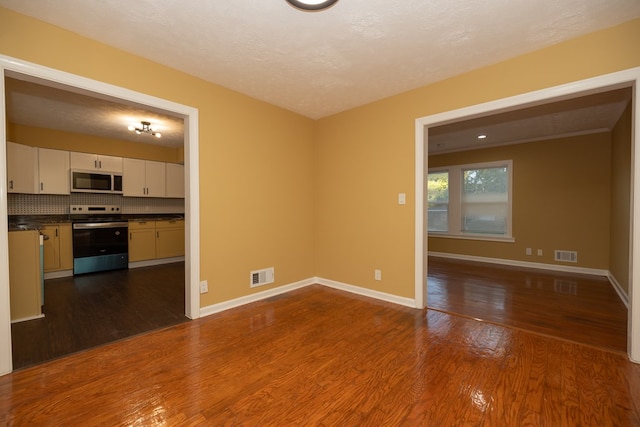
{"left": 427, "top": 172, "right": 448, "bottom": 203}
{"left": 463, "top": 167, "right": 506, "bottom": 194}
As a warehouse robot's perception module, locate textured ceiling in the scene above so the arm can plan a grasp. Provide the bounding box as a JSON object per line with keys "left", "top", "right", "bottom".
{"left": 0, "top": 1, "right": 637, "bottom": 151}
{"left": 1, "top": 0, "right": 639, "bottom": 119}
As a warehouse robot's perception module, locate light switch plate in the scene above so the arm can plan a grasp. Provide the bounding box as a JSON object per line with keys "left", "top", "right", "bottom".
{"left": 398, "top": 193, "right": 406, "bottom": 205}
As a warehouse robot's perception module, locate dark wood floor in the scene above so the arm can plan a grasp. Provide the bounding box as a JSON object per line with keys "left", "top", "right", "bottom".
{"left": 10, "top": 262, "right": 188, "bottom": 370}
{"left": 2, "top": 285, "right": 639, "bottom": 426}
{"left": 427, "top": 256, "right": 628, "bottom": 353}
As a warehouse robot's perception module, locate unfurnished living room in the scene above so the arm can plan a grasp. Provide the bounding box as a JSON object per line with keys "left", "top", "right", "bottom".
{"left": 1, "top": 1, "right": 640, "bottom": 425}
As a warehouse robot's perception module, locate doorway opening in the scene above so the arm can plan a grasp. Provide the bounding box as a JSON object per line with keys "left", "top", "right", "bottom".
{"left": 414, "top": 67, "right": 640, "bottom": 362}
{"left": 0, "top": 56, "right": 201, "bottom": 374}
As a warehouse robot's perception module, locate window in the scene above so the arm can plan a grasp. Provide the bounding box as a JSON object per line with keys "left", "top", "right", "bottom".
{"left": 428, "top": 160, "right": 512, "bottom": 240}
{"left": 427, "top": 171, "right": 449, "bottom": 232}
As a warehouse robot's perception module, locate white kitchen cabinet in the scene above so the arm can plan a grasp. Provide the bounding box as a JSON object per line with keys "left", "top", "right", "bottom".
{"left": 70, "top": 152, "right": 123, "bottom": 173}
{"left": 38, "top": 148, "right": 70, "bottom": 195}
{"left": 7, "top": 141, "right": 38, "bottom": 194}
{"left": 123, "top": 158, "right": 166, "bottom": 197}
{"left": 165, "top": 163, "right": 184, "bottom": 198}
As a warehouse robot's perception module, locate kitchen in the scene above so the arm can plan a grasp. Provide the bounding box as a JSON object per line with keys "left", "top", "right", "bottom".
{"left": 5, "top": 76, "right": 188, "bottom": 369}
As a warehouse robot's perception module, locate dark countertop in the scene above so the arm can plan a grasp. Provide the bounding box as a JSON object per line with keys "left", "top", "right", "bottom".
{"left": 8, "top": 214, "right": 184, "bottom": 231}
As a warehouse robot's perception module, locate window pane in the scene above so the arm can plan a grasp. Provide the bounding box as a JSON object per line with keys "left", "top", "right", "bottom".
{"left": 427, "top": 171, "right": 449, "bottom": 232}
{"left": 462, "top": 167, "right": 507, "bottom": 235}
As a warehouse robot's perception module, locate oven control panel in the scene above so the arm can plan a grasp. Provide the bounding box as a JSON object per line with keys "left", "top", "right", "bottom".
{"left": 70, "top": 205, "right": 121, "bottom": 213}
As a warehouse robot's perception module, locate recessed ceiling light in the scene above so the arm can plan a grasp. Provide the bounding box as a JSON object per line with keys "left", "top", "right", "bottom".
{"left": 285, "top": 0, "right": 339, "bottom": 11}
{"left": 477, "top": 134, "right": 487, "bottom": 139}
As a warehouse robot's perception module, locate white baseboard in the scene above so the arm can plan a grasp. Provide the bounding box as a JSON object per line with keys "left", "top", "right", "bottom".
{"left": 428, "top": 251, "right": 609, "bottom": 277}
{"left": 11, "top": 313, "right": 44, "bottom": 323}
{"left": 608, "top": 272, "right": 630, "bottom": 309}
{"left": 199, "top": 277, "right": 417, "bottom": 317}
{"left": 199, "top": 278, "right": 316, "bottom": 317}
{"left": 315, "top": 277, "right": 416, "bottom": 308}
{"left": 44, "top": 270, "right": 73, "bottom": 280}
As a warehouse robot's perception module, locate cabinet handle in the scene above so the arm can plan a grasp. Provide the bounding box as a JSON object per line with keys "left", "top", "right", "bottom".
{"left": 9, "top": 180, "right": 13, "bottom": 190}
{"left": 40, "top": 182, "right": 44, "bottom": 191}
{"left": 55, "top": 228, "right": 58, "bottom": 238}
{"left": 94, "top": 159, "right": 98, "bottom": 169}
{"left": 156, "top": 231, "right": 159, "bottom": 239}
{"left": 129, "top": 232, "right": 132, "bottom": 240}
{"left": 98, "top": 160, "right": 102, "bottom": 169}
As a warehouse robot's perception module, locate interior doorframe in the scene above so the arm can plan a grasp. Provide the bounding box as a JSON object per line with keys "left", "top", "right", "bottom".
{"left": 0, "top": 55, "right": 201, "bottom": 375}
{"left": 415, "top": 67, "right": 640, "bottom": 363}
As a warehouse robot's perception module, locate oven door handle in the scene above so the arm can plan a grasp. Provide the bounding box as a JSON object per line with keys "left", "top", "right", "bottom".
{"left": 73, "top": 222, "right": 129, "bottom": 229}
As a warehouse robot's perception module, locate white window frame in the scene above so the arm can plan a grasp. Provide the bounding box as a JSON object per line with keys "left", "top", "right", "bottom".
{"left": 428, "top": 160, "right": 514, "bottom": 242}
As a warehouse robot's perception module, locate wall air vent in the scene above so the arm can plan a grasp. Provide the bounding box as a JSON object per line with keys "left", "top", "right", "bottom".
{"left": 554, "top": 250, "right": 578, "bottom": 263}
{"left": 250, "top": 267, "right": 275, "bottom": 288}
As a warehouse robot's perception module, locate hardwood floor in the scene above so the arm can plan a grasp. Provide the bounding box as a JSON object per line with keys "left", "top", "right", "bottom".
{"left": 1, "top": 284, "right": 639, "bottom": 426}
{"left": 10, "top": 262, "right": 188, "bottom": 370}
{"left": 428, "top": 256, "right": 628, "bottom": 354}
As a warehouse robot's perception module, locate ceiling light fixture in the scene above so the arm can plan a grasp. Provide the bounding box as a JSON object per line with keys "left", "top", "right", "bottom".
{"left": 128, "top": 121, "right": 161, "bottom": 138}
{"left": 477, "top": 134, "right": 487, "bottom": 139}
{"left": 285, "top": 0, "right": 339, "bottom": 11}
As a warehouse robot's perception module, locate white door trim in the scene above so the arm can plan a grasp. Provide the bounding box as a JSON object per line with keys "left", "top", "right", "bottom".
{"left": 0, "top": 55, "right": 201, "bottom": 375}
{"left": 415, "top": 67, "right": 640, "bottom": 362}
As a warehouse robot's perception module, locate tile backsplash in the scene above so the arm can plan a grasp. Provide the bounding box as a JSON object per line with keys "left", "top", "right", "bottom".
{"left": 8, "top": 193, "right": 185, "bottom": 215}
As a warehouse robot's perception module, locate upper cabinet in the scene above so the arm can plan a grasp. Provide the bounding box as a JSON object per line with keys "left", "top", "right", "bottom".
{"left": 38, "top": 148, "right": 70, "bottom": 195}
{"left": 70, "top": 152, "right": 123, "bottom": 173}
{"left": 123, "top": 158, "right": 166, "bottom": 197}
{"left": 7, "top": 142, "right": 38, "bottom": 194}
{"left": 165, "top": 163, "right": 185, "bottom": 198}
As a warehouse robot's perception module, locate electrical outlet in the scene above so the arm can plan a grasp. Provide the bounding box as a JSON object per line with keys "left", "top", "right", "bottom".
{"left": 374, "top": 269, "right": 382, "bottom": 281}
{"left": 526, "top": 248, "right": 532, "bottom": 256}
{"left": 537, "top": 249, "right": 543, "bottom": 256}
{"left": 200, "top": 280, "right": 208, "bottom": 294}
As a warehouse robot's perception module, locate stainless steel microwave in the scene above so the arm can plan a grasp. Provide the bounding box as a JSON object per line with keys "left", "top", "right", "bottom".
{"left": 70, "top": 170, "right": 123, "bottom": 194}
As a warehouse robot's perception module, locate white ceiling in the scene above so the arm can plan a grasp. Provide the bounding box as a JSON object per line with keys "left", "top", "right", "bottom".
{"left": 0, "top": 0, "right": 638, "bottom": 150}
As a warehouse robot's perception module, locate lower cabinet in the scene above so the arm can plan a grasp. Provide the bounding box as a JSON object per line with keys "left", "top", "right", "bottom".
{"left": 9, "top": 230, "right": 43, "bottom": 321}
{"left": 128, "top": 221, "right": 156, "bottom": 262}
{"left": 129, "top": 219, "right": 185, "bottom": 262}
{"left": 42, "top": 223, "right": 73, "bottom": 273}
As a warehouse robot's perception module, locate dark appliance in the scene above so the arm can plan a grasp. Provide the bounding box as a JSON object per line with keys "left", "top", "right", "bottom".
{"left": 71, "top": 170, "right": 123, "bottom": 194}
{"left": 71, "top": 205, "right": 128, "bottom": 275}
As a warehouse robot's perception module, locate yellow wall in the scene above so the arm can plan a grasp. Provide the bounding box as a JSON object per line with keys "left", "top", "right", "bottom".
{"left": 0, "top": 8, "right": 316, "bottom": 305}
{"left": 8, "top": 123, "right": 180, "bottom": 163}
{"left": 610, "top": 103, "right": 633, "bottom": 294}
{"left": 428, "top": 133, "right": 612, "bottom": 269}
{"left": 315, "top": 18, "right": 640, "bottom": 298}
{"left": 2, "top": 8, "right": 639, "bottom": 303}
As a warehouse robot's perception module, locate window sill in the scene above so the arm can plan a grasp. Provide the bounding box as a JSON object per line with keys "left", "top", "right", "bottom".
{"left": 428, "top": 233, "right": 515, "bottom": 243}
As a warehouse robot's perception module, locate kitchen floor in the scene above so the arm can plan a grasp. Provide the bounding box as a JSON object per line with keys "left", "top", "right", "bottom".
{"left": 11, "top": 262, "right": 188, "bottom": 370}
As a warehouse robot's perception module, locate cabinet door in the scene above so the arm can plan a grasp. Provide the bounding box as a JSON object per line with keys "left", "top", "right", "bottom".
{"left": 145, "top": 161, "right": 166, "bottom": 198}
{"left": 155, "top": 220, "right": 185, "bottom": 258}
{"left": 123, "top": 158, "right": 146, "bottom": 197}
{"left": 38, "top": 148, "right": 70, "bottom": 194}
{"left": 98, "top": 155, "right": 123, "bottom": 173}
{"left": 70, "top": 152, "right": 99, "bottom": 170}
{"left": 9, "top": 230, "right": 42, "bottom": 321}
{"left": 58, "top": 223, "right": 73, "bottom": 271}
{"left": 42, "top": 225, "right": 60, "bottom": 272}
{"left": 129, "top": 226, "right": 157, "bottom": 262}
{"left": 70, "top": 152, "right": 123, "bottom": 173}
{"left": 165, "top": 163, "right": 185, "bottom": 198}
{"left": 7, "top": 142, "right": 38, "bottom": 194}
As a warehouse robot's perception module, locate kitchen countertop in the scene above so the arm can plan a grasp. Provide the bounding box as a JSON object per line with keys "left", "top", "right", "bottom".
{"left": 8, "top": 214, "right": 185, "bottom": 231}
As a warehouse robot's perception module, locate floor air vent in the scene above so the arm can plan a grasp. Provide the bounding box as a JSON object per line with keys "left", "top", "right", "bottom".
{"left": 250, "top": 267, "right": 275, "bottom": 288}
{"left": 554, "top": 250, "right": 578, "bottom": 263}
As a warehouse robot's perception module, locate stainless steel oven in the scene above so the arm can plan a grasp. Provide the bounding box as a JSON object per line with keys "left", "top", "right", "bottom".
{"left": 71, "top": 205, "right": 128, "bottom": 275}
